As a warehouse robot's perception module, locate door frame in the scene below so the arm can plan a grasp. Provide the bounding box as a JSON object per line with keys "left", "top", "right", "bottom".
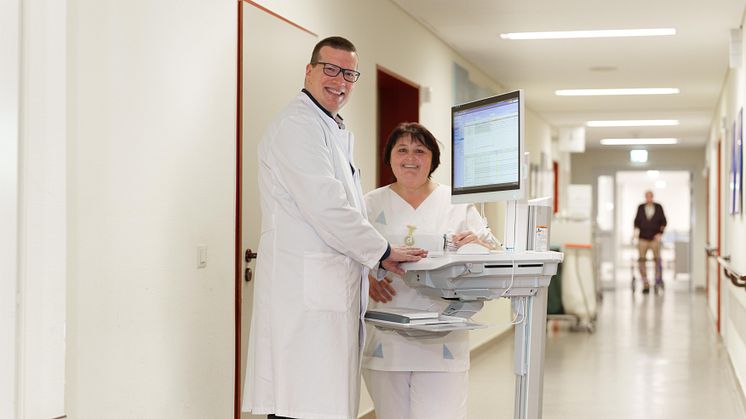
{"left": 234, "top": 4, "right": 243, "bottom": 417}
{"left": 706, "top": 167, "right": 709, "bottom": 300}
{"left": 375, "top": 65, "right": 420, "bottom": 187}
{"left": 234, "top": 2, "right": 317, "bottom": 418}
{"left": 592, "top": 171, "right": 617, "bottom": 289}
{"left": 592, "top": 168, "right": 695, "bottom": 289}
{"left": 717, "top": 139, "right": 722, "bottom": 333}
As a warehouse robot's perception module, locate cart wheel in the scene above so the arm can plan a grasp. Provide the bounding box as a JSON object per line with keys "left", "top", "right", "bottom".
{"left": 569, "top": 318, "right": 583, "bottom": 332}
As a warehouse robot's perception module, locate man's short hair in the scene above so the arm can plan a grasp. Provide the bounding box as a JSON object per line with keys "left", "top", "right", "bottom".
{"left": 310, "top": 36, "right": 357, "bottom": 64}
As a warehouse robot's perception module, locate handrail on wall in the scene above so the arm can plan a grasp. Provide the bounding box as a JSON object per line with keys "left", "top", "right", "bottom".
{"left": 717, "top": 255, "right": 746, "bottom": 289}
{"left": 705, "top": 244, "right": 719, "bottom": 258}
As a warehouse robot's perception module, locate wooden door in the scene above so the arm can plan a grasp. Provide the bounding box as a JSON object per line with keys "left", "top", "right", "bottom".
{"left": 237, "top": 3, "right": 317, "bottom": 417}
{"left": 376, "top": 67, "right": 419, "bottom": 187}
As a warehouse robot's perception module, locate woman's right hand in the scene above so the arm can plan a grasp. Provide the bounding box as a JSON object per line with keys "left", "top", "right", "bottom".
{"left": 368, "top": 274, "right": 396, "bottom": 303}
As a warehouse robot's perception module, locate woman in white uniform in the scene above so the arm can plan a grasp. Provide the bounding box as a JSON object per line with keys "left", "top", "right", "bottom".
{"left": 362, "top": 122, "right": 496, "bottom": 419}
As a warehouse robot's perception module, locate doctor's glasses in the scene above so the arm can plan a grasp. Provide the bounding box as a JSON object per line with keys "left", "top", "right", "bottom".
{"left": 311, "top": 61, "right": 361, "bottom": 83}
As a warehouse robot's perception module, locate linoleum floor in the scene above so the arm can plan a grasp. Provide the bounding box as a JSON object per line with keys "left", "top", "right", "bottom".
{"left": 468, "top": 283, "right": 746, "bottom": 419}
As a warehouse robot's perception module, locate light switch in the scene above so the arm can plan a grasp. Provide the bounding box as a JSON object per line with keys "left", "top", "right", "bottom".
{"left": 197, "top": 245, "right": 207, "bottom": 269}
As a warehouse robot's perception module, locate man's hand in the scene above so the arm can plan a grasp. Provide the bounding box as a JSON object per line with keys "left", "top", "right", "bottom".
{"left": 654, "top": 233, "right": 663, "bottom": 242}
{"left": 381, "top": 246, "right": 427, "bottom": 276}
{"left": 368, "top": 274, "right": 395, "bottom": 303}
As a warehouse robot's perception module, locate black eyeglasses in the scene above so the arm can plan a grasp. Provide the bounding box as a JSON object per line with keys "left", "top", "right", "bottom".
{"left": 311, "top": 62, "right": 361, "bottom": 83}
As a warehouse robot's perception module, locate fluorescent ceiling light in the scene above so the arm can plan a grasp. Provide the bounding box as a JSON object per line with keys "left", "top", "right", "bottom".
{"left": 556, "top": 88, "right": 680, "bottom": 96}
{"left": 500, "top": 28, "right": 676, "bottom": 40}
{"left": 586, "top": 119, "right": 679, "bottom": 127}
{"left": 601, "top": 138, "right": 678, "bottom": 145}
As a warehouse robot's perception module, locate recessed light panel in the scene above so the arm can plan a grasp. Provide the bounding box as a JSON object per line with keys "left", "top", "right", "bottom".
{"left": 601, "top": 138, "right": 678, "bottom": 145}
{"left": 587, "top": 120, "right": 679, "bottom": 127}
{"left": 556, "top": 88, "right": 679, "bottom": 96}
{"left": 500, "top": 28, "right": 676, "bottom": 40}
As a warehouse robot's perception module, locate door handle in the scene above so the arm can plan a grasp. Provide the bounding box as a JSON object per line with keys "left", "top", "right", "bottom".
{"left": 244, "top": 249, "right": 258, "bottom": 282}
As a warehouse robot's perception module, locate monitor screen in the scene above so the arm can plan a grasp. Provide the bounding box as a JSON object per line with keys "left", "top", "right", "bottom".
{"left": 451, "top": 90, "right": 524, "bottom": 203}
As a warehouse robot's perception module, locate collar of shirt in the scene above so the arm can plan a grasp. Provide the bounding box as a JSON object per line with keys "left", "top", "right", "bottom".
{"left": 645, "top": 203, "right": 655, "bottom": 219}
{"left": 301, "top": 88, "right": 345, "bottom": 129}
{"left": 300, "top": 89, "right": 356, "bottom": 175}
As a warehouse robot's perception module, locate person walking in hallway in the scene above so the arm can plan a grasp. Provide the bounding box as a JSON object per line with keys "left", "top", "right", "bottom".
{"left": 634, "top": 190, "right": 667, "bottom": 294}
{"left": 241, "top": 36, "right": 426, "bottom": 419}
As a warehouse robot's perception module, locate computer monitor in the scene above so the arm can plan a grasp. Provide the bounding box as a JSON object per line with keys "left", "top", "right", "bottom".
{"left": 451, "top": 90, "right": 525, "bottom": 204}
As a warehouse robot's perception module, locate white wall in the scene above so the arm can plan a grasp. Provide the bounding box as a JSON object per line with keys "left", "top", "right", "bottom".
{"left": 713, "top": 55, "right": 746, "bottom": 276}
{"left": 706, "top": 23, "right": 746, "bottom": 397}
{"left": 65, "top": 1, "right": 237, "bottom": 417}
{"left": 14, "top": 1, "right": 68, "bottom": 417}
{"left": 1, "top": 1, "right": 20, "bottom": 417}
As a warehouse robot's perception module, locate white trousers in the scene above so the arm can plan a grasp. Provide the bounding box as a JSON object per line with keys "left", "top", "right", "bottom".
{"left": 362, "top": 369, "right": 468, "bottom": 419}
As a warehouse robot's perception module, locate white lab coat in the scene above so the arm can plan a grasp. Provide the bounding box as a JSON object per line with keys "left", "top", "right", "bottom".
{"left": 242, "top": 93, "right": 388, "bottom": 419}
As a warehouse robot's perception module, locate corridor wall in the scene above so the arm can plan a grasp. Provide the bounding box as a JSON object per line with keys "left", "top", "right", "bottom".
{"left": 706, "top": 25, "right": 746, "bottom": 397}
{"left": 11, "top": 1, "right": 566, "bottom": 417}
{"left": 1, "top": 2, "right": 20, "bottom": 416}
{"left": 65, "top": 1, "right": 236, "bottom": 417}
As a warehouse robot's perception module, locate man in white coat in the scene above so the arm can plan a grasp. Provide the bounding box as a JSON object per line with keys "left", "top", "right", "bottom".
{"left": 242, "top": 37, "right": 426, "bottom": 419}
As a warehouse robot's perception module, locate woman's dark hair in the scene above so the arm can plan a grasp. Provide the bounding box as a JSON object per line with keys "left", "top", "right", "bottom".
{"left": 383, "top": 122, "right": 441, "bottom": 178}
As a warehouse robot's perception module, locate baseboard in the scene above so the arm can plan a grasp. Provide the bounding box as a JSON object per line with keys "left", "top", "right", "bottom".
{"left": 725, "top": 349, "right": 746, "bottom": 415}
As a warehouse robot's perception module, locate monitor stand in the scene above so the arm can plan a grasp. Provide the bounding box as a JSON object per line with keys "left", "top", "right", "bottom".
{"left": 504, "top": 199, "right": 529, "bottom": 252}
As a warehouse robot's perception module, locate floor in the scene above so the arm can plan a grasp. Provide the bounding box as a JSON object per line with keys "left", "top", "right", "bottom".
{"left": 467, "top": 281, "right": 746, "bottom": 419}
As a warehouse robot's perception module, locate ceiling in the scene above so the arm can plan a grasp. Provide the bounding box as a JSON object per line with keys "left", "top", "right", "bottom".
{"left": 392, "top": 0, "right": 746, "bottom": 149}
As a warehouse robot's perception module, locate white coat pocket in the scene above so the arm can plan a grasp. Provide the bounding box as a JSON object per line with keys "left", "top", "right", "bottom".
{"left": 302, "top": 252, "right": 354, "bottom": 312}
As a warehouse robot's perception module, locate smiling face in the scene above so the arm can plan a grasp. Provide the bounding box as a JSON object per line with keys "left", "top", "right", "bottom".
{"left": 389, "top": 134, "right": 433, "bottom": 189}
{"left": 304, "top": 46, "right": 358, "bottom": 116}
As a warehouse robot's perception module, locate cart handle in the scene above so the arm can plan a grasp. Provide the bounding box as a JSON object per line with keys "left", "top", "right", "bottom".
{"left": 563, "top": 243, "right": 592, "bottom": 249}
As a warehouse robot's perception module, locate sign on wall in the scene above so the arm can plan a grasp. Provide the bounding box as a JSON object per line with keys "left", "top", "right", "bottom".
{"left": 731, "top": 108, "right": 743, "bottom": 215}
